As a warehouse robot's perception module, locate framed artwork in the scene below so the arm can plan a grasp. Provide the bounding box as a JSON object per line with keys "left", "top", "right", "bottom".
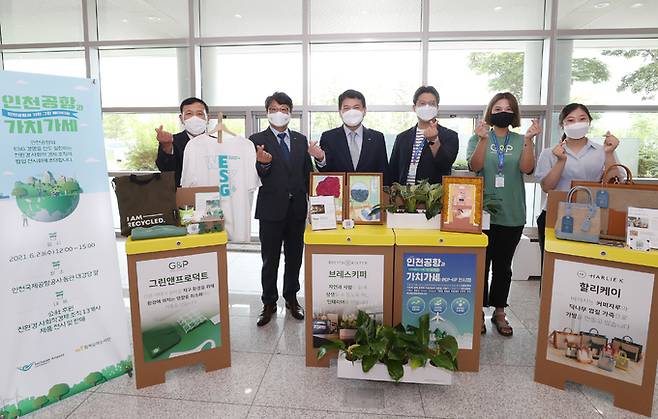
{"left": 346, "top": 173, "right": 383, "bottom": 225}
{"left": 310, "top": 172, "right": 345, "bottom": 222}
{"left": 440, "top": 176, "right": 483, "bottom": 234}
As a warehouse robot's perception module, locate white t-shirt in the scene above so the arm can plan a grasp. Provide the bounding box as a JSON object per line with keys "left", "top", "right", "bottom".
{"left": 181, "top": 133, "right": 260, "bottom": 242}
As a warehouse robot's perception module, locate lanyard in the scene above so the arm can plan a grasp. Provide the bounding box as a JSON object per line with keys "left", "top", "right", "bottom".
{"left": 490, "top": 130, "right": 510, "bottom": 174}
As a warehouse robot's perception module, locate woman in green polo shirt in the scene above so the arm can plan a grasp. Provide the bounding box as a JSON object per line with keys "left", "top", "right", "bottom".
{"left": 467, "top": 92, "right": 539, "bottom": 336}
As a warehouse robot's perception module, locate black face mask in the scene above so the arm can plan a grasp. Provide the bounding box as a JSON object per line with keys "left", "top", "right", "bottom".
{"left": 490, "top": 112, "right": 514, "bottom": 128}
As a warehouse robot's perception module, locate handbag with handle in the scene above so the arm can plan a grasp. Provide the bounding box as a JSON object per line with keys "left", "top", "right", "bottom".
{"left": 580, "top": 328, "right": 608, "bottom": 360}
{"left": 555, "top": 186, "right": 601, "bottom": 243}
{"left": 549, "top": 328, "right": 581, "bottom": 350}
{"left": 572, "top": 164, "right": 658, "bottom": 240}
{"left": 597, "top": 351, "right": 615, "bottom": 372}
{"left": 612, "top": 335, "right": 643, "bottom": 362}
{"left": 112, "top": 172, "right": 179, "bottom": 237}
{"left": 615, "top": 351, "right": 629, "bottom": 371}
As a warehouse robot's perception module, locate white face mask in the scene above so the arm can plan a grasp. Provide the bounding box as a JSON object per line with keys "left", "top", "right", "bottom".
{"left": 267, "top": 111, "right": 290, "bottom": 128}
{"left": 563, "top": 121, "right": 590, "bottom": 139}
{"left": 415, "top": 105, "right": 438, "bottom": 122}
{"left": 341, "top": 109, "right": 364, "bottom": 127}
{"left": 183, "top": 116, "right": 207, "bottom": 135}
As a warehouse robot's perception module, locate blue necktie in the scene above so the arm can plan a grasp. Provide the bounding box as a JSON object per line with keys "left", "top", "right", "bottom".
{"left": 278, "top": 132, "right": 290, "bottom": 162}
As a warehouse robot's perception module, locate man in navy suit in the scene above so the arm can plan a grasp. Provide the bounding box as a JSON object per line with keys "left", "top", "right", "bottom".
{"left": 250, "top": 92, "right": 312, "bottom": 327}
{"left": 389, "top": 86, "right": 459, "bottom": 185}
{"left": 311, "top": 89, "right": 389, "bottom": 183}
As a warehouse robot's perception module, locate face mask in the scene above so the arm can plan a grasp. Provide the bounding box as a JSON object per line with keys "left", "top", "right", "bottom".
{"left": 183, "top": 116, "right": 207, "bottom": 135}
{"left": 563, "top": 121, "right": 589, "bottom": 139}
{"left": 341, "top": 109, "right": 364, "bottom": 127}
{"left": 490, "top": 111, "right": 514, "bottom": 128}
{"left": 267, "top": 111, "right": 290, "bottom": 128}
{"left": 415, "top": 105, "right": 438, "bottom": 122}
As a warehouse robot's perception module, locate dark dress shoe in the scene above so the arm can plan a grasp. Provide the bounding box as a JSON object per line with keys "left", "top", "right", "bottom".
{"left": 256, "top": 304, "right": 277, "bottom": 327}
{"left": 285, "top": 299, "right": 304, "bottom": 320}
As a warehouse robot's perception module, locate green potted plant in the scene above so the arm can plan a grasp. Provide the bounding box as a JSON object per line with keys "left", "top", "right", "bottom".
{"left": 318, "top": 310, "right": 458, "bottom": 384}
{"left": 371, "top": 180, "right": 444, "bottom": 229}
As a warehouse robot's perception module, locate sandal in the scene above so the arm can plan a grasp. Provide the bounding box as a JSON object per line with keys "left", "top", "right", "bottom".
{"left": 491, "top": 313, "right": 513, "bottom": 337}
{"left": 481, "top": 311, "right": 486, "bottom": 334}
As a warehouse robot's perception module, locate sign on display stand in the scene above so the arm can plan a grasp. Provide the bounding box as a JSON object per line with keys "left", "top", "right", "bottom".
{"left": 0, "top": 71, "right": 131, "bottom": 417}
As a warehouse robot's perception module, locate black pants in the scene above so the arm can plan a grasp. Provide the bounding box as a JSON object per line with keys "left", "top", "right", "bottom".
{"left": 536, "top": 210, "right": 547, "bottom": 273}
{"left": 258, "top": 205, "right": 306, "bottom": 305}
{"left": 483, "top": 224, "right": 524, "bottom": 308}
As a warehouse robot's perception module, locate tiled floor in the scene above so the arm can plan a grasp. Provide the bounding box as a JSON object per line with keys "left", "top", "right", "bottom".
{"left": 26, "top": 248, "right": 658, "bottom": 418}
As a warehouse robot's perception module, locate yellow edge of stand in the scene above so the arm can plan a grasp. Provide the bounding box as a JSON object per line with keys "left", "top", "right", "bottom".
{"left": 126, "top": 231, "right": 228, "bottom": 255}
{"left": 304, "top": 225, "right": 395, "bottom": 246}
{"left": 393, "top": 228, "right": 488, "bottom": 248}
{"left": 545, "top": 228, "right": 658, "bottom": 268}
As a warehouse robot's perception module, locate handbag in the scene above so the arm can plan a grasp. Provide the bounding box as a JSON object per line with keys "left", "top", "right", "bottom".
{"left": 572, "top": 164, "right": 658, "bottom": 240}
{"left": 615, "top": 351, "right": 629, "bottom": 371}
{"left": 565, "top": 343, "right": 579, "bottom": 359}
{"left": 112, "top": 172, "right": 179, "bottom": 236}
{"left": 580, "top": 328, "right": 607, "bottom": 360}
{"left": 597, "top": 351, "right": 615, "bottom": 372}
{"left": 549, "top": 328, "right": 581, "bottom": 350}
{"left": 612, "top": 336, "right": 643, "bottom": 362}
{"left": 577, "top": 345, "right": 593, "bottom": 364}
{"left": 555, "top": 186, "right": 601, "bottom": 243}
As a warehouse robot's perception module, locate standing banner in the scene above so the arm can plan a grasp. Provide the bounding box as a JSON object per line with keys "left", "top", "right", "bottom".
{"left": 0, "top": 71, "right": 131, "bottom": 417}
{"left": 401, "top": 253, "right": 476, "bottom": 350}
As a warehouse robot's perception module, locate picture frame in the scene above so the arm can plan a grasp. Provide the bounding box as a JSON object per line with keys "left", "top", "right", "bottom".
{"left": 310, "top": 172, "right": 346, "bottom": 222}
{"left": 440, "top": 176, "right": 483, "bottom": 234}
{"left": 346, "top": 173, "right": 383, "bottom": 225}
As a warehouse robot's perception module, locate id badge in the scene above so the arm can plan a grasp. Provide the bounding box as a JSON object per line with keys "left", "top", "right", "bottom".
{"left": 495, "top": 175, "right": 505, "bottom": 188}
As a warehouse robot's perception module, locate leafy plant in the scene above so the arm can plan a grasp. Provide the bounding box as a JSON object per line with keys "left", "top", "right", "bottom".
{"left": 317, "top": 310, "right": 458, "bottom": 382}
{"left": 371, "top": 179, "right": 443, "bottom": 220}
{"left": 339, "top": 313, "right": 357, "bottom": 329}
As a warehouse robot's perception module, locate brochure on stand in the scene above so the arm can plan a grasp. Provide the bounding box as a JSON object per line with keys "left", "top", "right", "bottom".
{"left": 310, "top": 196, "right": 337, "bottom": 231}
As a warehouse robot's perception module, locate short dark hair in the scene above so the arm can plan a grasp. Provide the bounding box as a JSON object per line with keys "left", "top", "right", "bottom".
{"left": 265, "top": 91, "right": 293, "bottom": 111}
{"left": 484, "top": 92, "right": 521, "bottom": 128}
{"left": 338, "top": 89, "right": 366, "bottom": 109}
{"left": 413, "top": 85, "right": 440, "bottom": 105}
{"left": 179, "top": 97, "right": 208, "bottom": 114}
{"left": 559, "top": 103, "right": 592, "bottom": 139}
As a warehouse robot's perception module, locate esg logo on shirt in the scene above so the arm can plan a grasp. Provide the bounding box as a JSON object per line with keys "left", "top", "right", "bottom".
{"left": 219, "top": 155, "right": 230, "bottom": 197}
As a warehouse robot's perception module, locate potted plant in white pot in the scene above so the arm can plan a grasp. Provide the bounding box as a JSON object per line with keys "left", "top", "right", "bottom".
{"left": 317, "top": 311, "right": 458, "bottom": 384}
{"left": 372, "top": 180, "right": 443, "bottom": 229}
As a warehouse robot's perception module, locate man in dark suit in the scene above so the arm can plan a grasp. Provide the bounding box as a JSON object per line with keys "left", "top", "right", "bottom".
{"left": 250, "top": 92, "right": 312, "bottom": 327}
{"left": 389, "top": 86, "right": 459, "bottom": 185}
{"left": 155, "top": 97, "right": 209, "bottom": 186}
{"left": 311, "top": 89, "right": 388, "bottom": 182}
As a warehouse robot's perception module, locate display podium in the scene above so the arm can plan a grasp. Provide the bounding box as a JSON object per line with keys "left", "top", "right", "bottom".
{"left": 534, "top": 192, "right": 658, "bottom": 417}
{"left": 126, "top": 232, "right": 231, "bottom": 389}
{"left": 393, "top": 229, "right": 487, "bottom": 372}
{"left": 304, "top": 225, "right": 395, "bottom": 367}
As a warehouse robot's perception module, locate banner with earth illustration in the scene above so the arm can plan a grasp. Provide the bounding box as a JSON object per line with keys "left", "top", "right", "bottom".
{"left": 0, "top": 71, "right": 131, "bottom": 418}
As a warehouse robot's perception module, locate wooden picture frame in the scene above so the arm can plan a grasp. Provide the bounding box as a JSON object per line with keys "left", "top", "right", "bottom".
{"left": 310, "top": 172, "right": 346, "bottom": 222}
{"left": 345, "top": 173, "right": 384, "bottom": 225}
{"left": 440, "top": 176, "right": 484, "bottom": 234}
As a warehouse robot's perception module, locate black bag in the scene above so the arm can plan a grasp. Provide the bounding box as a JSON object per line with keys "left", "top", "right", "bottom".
{"left": 612, "top": 335, "right": 643, "bottom": 362}
{"left": 580, "top": 328, "right": 607, "bottom": 360}
{"left": 112, "top": 172, "right": 178, "bottom": 236}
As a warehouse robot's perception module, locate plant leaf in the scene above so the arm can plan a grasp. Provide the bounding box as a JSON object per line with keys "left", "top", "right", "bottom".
{"left": 431, "top": 353, "right": 457, "bottom": 371}
{"left": 362, "top": 354, "right": 378, "bottom": 372}
{"left": 386, "top": 359, "right": 404, "bottom": 382}
{"left": 438, "top": 335, "right": 459, "bottom": 359}
{"left": 417, "top": 313, "right": 430, "bottom": 347}
{"left": 410, "top": 355, "right": 427, "bottom": 369}
{"left": 317, "top": 340, "right": 345, "bottom": 359}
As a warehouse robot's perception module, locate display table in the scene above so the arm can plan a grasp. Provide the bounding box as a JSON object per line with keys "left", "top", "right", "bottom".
{"left": 534, "top": 227, "right": 658, "bottom": 417}
{"left": 126, "top": 231, "right": 231, "bottom": 389}
{"left": 304, "top": 225, "right": 395, "bottom": 367}
{"left": 393, "top": 229, "right": 487, "bottom": 372}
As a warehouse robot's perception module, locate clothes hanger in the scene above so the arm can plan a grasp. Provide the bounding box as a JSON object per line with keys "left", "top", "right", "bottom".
{"left": 208, "top": 111, "right": 237, "bottom": 143}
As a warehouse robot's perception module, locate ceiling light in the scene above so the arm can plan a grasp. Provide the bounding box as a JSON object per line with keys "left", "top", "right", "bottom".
{"left": 147, "top": 16, "right": 161, "bottom": 22}
{"left": 494, "top": 6, "right": 503, "bottom": 12}
{"left": 121, "top": 18, "right": 128, "bottom": 23}
{"left": 630, "top": 2, "right": 644, "bottom": 8}
{"left": 593, "top": 2, "right": 610, "bottom": 8}
{"left": 234, "top": 14, "right": 242, "bottom": 18}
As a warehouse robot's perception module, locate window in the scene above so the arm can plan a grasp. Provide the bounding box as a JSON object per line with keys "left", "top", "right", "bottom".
{"left": 557, "top": 39, "right": 658, "bottom": 106}
{"left": 2, "top": 49, "right": 86, "bottom": 78}
{"left": 310, "top": 42, "right": 422, "bottom": 105}
{"left": 99, "top": 48, "right": 187, "bottom": 107}
{"left": 0, "top": 0, "right": 83, "bottom": 44}
{"left": 428, "top": 41, "right": 544, "bottom": 105}
{"left": 96, "top": 0, "right": 188, "bottom": 41}
{"left": 310, "top": 0, "right": 421, "bottom": 34}
{"left": 201, "top": 44, "right": 303, "bottom": 106}
{"left": 430, "top": 0, "right": 547, "bottom": 31}
{"left": 200, "top": 0, "right": 302, "bottom": 37}
{"left": 557, "top": 0, "right": 658, "bottom": 30}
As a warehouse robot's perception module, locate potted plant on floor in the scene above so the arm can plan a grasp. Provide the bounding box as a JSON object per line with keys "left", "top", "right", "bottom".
{"left": 317, "top": 310, "right": 458, "bottom": 384}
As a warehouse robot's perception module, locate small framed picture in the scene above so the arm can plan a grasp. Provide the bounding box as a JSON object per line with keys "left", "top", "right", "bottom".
{"left": 440, "top": 176, "right": 484, "bottom": 234}
{"left": 310, "top": 172, "right": 345, "bottom": 222}
{"left": 346, "top": 173, "right": 383, "bottom": 225}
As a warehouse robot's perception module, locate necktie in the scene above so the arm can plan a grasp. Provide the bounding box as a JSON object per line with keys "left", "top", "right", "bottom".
{"left": 348, "top": 131, "right": 359, "bottom": 170}
{"left": 277, "top": 132, "right": 290, "bottom": 162}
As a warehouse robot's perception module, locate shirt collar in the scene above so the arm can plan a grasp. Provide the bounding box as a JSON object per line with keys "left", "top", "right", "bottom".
{"left": 270, "top": 126, "right": 290, "bottom": 140}
{"left": 564, "top": 138, "right": 599, "bottom": 158}
{"left": 343, "top": 124, "right": 363, "bottom": 140}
